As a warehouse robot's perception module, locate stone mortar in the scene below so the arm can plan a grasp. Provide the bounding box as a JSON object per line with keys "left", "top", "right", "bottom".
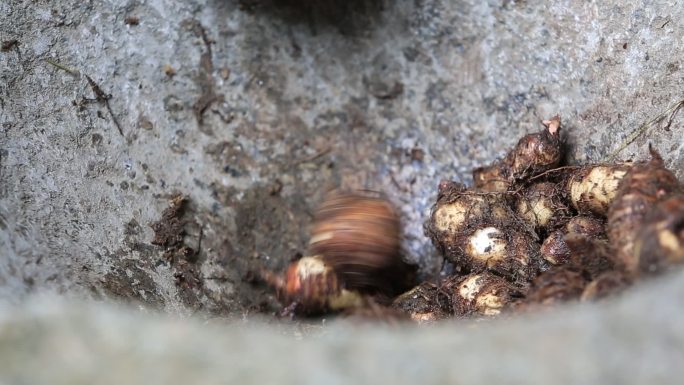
{"left": 1, "top": 0, "right": 683, "bottom": 325}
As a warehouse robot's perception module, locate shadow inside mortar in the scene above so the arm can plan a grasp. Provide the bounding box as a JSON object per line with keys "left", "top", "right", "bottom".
{"left": 228, "top": 0, "right": 390, "bottom": 36}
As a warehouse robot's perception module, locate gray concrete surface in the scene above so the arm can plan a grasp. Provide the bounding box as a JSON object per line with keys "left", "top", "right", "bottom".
{"left": 1, "top": 270, "right": 684, "bottom": 385}
{"left": 1, "top": 0, "right": 683, "bottom": 330}
{"left": 2, "top": 0, "right": 684, "bottom": 383}
{"left": 0, "top": 0, "right": 684, "bottom": 376}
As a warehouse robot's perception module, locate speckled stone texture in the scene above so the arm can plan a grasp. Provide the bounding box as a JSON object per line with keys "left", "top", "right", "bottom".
{"left": 1, "top": 1, "right": 683, "bottom": 316}
{"left": 2, "top": 270, "right": 684, "bottom": 385}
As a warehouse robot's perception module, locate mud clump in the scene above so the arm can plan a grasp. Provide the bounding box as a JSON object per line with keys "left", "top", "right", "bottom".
{"left": 149, "top": 193, "right": 203, "bottom": 300}
{"left": 150, "top": 194, "right": 189, "bottom": 249}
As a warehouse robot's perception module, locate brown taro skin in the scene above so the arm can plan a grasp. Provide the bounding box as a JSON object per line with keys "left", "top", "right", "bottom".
{"left": 581, "top": 271, "right": 631, "bottom": 302}
{"left": 309, "top": 192, "right": 415, "bottom": 296}
{"left": 540, "top": 230, "right": 570, "bottom": 265}
{"left": 448, "top": 273, "right": 523, "bottom": 317}
{"left": 516, "top": 182, "right": 572, "bottom": 235}
{"left": 283, "top": 255, "right": 341, "bottom": 311}
{"left": 523, "top": 267, "right": 588, "bottom": 307}
{"left": 473, "top": 116, "right": 562, "bottom": 192}
{"left": 425, "top": 181, "right": 543, "bottom": 283}
{"left": 267, "top": 255, "right": 364, "bottom": 314}
{"left": 455, "top": 226, "right": 543, "bottom": 284}
{"left": 565, "top": 216, "right": 605, "bottom": 237}
{"left": 425, "top": 182, "right": 513, "bottom": 260}
{"left": 567, "top": 164, "right": 631, "bottom": 217}
{"left": 540, "top": 216, "right": 605, "bottom": 266}
{"left": 392, "top": 282, "right": 451, "bottom": 323}
{"left": 472, "top": 162, "right": 509, "bottom": 193}
{"left": 343, "top": 304, "right": 411, "bottom": 325}
{"left": 633, "top": 194, "right": 684, "bottom": 275}
{"left": 607, "top": 150, "right": 680, "bottom": 275}
{"left": 564, "top": 234, "right": 615, "bottom": 279}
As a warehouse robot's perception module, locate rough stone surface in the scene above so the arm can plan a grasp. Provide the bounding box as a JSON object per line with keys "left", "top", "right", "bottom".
{"left": 2, "top": 0, "right": 684, "bottom": 317}
{"left": 1, "top": 270, "right": 684, "bottom": 384}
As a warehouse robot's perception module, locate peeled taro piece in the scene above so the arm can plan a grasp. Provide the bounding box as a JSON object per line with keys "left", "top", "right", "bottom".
{"left": 566, "top": 164, "right": 631, "bottom": 217}
{"left": 425, "top": 181, "right": 543, "bottom": 282}
{"left": 516, "top": 182, "right": 572, "bottom": 236}
{"left": 448, "top": 272, "right": 523, "bottom": 317}
{"left": 453, "top": 225, "right": 544, "bottom": 284}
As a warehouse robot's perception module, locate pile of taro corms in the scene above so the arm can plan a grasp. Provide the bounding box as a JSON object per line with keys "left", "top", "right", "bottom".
{"left": 264, "top": 116, "right": 684, "bottom": 323}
